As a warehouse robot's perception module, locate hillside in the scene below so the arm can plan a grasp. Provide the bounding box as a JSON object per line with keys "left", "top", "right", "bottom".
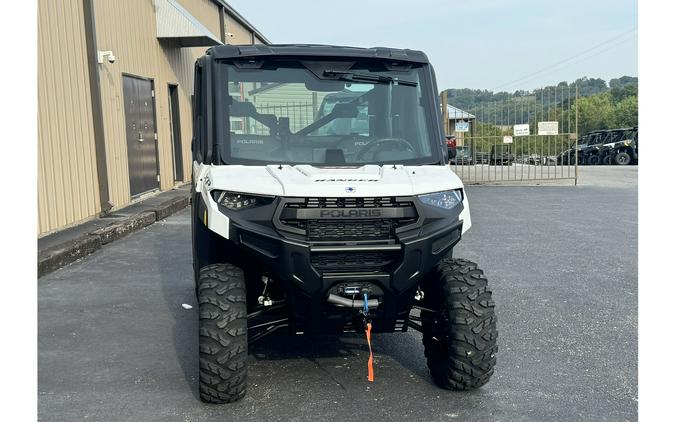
{"left": 442, "top": 76, "right": 638, "bottom": 135}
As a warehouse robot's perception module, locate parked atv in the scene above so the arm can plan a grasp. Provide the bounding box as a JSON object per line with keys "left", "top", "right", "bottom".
{"left": 191, "top": 44, "right": 497, "bottom": 403}
{"left": 580, "top": 130, "right": 610, "bottom": 165}
{"left": 609, "top": 126, "right": 638, "bottom": 165}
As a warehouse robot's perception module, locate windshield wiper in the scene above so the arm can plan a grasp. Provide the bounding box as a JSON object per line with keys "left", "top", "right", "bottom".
{"left": 323, "top": 70, "right": 418, "bottom": 87}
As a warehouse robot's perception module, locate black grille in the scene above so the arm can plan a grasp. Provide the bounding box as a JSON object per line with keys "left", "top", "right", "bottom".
{"left": 278, "top": 197, "right": 417, "bottom": 241}
{"left": 311, "top": 252, "right": 397, "bottom": 273}
{"left": 285, "top": 197, "right": 411, "bottom": 209}
{"left": 307, "top": 219, "right": 391, "bottom": 241}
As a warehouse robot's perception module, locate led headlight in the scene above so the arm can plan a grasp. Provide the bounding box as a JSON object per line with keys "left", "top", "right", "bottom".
{"left": 211, "top": 190, "right": 274, "bottom": 210}
{"left": 418, "top": 189, "right": 463, "bottom": 210}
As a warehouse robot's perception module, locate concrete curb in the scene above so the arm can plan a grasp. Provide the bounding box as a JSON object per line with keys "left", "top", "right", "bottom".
{"left": 151, "top": 196, "right": 190, "bottom": 221}
{"left": 38, "top": 235, "right": 102, "bottom": 278}
{"left": 38, "top": 195, "right": 190, "bottom": 278}
{"left": 90, "top": 211, "right": 156, "bottom": 245}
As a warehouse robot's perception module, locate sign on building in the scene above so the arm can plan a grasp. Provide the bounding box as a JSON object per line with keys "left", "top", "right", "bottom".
{"left": 514, "top": 124, "right": 530, "bottom": 137}
{"left": 503, "top": 135, "right": 513, "bottom": 144}
{"left": 537, "top": 121, "right": 559, "bottom": 135}
{"left": 455, "top": 121, "right": 470, "bottom": 132}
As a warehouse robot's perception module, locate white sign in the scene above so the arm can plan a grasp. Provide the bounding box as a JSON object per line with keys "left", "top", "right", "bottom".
{"left": 455, "top": 121, "right": 470, "bottom": 132}
{"left": 538, "top": 121, "right": 559, "bottom": 135}
{"left": 514, "top": 124, "right": 530, "bottom": 137}
{"left": 503, "top": 135, "right": 513, "bottom": 144}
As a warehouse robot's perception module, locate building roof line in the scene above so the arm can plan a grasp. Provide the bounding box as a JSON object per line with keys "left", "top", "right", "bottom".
{"left": 214, "top": 0, "right": 271, "bottom": 44}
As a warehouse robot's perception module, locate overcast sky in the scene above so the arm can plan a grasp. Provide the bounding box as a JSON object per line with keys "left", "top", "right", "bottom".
{"left": 226, "top": 0, "right": 637, "bottom": 92}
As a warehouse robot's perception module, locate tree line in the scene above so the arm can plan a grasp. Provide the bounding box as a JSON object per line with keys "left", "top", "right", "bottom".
{"left": 443, "top": 76, "right": 638, "bottom": 136}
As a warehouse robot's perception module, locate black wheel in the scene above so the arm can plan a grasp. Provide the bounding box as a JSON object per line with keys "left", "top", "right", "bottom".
{"left": 602, "top": 155, "right": 611, "bottom": 165}
{"left": 419, "top": 258, "right": 498, "bottom": 390}
{"left": 588, "top": 155, "right": 600, "bottom": 165}
{"left": 615, "top": 152, "right": 632, "bottom": 165}
{"left": 198, "top": 263, "right": 248, "bottom": 403}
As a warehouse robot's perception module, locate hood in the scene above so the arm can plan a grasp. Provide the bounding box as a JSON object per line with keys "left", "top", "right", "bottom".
{"left": 205, "top": 164, "right": 464, "bottom": 197}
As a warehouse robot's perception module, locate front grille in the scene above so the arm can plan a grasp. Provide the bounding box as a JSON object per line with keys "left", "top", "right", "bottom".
{"left": 311, "top": 252, "right": 397, "bottom": 273}
{"left": 279, "top": 196, "right": 418, "bottom": 241}
{"left": 307, "top": 219, "right": 392, "bottom": 241}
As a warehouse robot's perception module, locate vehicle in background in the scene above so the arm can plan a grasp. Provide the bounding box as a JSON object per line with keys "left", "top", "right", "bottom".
{"left": 450, "top": 145, "right": 473, "bottom": 165}
{"left": 474, "top": 151, "right": 489, "bottom": 164}
{"left": 580, "top": 130, "right": 610, "bottom": 165}
{"left": 603, "top": 126, "right": 638, "bottom": 165}
{"left": 315, "top": 91, "right": 370, "bottom": 137}
{"left": 446, "top": 135, "right": 457, "bottom": 160}
{"left": 489, "top": 144, "right": 511, "bottom": 165}
{"left": 556, "top": 149, "right": 577, "bottom": 165}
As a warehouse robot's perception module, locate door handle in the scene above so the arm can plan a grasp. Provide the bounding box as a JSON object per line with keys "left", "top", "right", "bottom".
{"left": 138, "top": 132, "right": 143, "bottom": 143}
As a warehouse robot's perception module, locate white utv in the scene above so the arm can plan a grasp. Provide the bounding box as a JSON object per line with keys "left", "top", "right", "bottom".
{"left": 191, "top": 44, "right": 497, "bottom": 403}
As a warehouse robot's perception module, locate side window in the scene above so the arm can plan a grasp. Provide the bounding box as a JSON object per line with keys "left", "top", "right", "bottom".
{"left": 192, "top": 63, "right": 203, "bottom": 163}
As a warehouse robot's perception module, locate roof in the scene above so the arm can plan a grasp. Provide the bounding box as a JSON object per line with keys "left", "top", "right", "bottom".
{"left": 447, "top": 104, "right": 475, "bottom": 120}
{"left": 208, "top": 44, "right": 430, "bottom": 63}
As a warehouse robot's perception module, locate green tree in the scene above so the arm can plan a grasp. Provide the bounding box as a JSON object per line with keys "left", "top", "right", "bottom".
{"left": 576, "top": 93, "right": 616, "bottom": 134}
{"left": 614, "top": 95, "right": 638, "bottom": 128}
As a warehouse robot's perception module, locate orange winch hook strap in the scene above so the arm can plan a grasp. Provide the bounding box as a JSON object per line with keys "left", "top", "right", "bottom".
{"left": 365, "top": 322, "right": 374, "bottom": 382}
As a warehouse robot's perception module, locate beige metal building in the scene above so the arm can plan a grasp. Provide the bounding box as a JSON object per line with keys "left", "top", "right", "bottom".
{"left": 38, "top": 0, "right": 268, "bottom": 235}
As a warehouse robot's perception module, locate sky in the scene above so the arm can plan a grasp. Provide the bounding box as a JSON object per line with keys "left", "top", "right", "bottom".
{"left": 226, "top": 0, "right": 637, "bottom": 92}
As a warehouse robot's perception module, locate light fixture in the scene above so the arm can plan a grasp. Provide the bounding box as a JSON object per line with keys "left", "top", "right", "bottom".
{"left": 97, "top": 50, "right": 116, "bottom": 64}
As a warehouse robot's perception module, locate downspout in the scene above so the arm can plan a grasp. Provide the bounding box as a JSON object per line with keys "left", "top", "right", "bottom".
{"left": 82, "top": 0, "right": 113, "bottom": 213}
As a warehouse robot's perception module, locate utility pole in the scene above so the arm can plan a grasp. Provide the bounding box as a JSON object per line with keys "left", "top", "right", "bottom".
{"left": 441, "top": 90, "right": 449, "bottom": 136}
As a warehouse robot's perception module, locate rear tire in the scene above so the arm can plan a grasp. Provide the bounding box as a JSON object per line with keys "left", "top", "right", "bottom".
{"left": 588, "top": 155, "right": 600, "bottom": 165}
{"left": 420, "top": 258, "right": 498, "bottom": 390}
{"left": 602, "top": 155, "right": 611, "bottom": 165}
{"left": 198, "top": 263, "right": 248, "bottom": 403}
{"left": 615, "top": 151, "right": 632, "bottom": 165}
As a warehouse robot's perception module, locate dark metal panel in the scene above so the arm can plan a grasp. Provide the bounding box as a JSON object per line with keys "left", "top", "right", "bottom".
{"left": 123, "top": 75, "right": 159, "bottom": 196}
{"left": 138, "top": 78, "right": 159, "bottom": 194}
{"left": 168, "top": 85, "right": 184, "bottom": 182}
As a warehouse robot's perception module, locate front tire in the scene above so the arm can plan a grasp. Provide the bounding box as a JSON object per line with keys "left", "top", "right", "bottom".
{"left": 420, "top": 258, "right": 498, "bottom": 390}
{"left": 615, "top": 151, "right": 632, "bottom": 165}
{"left": 198, "top": 264, "right": 248, "bottom": 403}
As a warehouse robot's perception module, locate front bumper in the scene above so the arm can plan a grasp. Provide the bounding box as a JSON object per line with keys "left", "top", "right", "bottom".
{"left": 199, "top": 194, "right": 464, "bottom": 333}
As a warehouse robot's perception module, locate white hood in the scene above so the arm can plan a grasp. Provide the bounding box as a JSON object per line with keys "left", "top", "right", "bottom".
{"left": 203, "top": 164, "right": 465, "bottom": 197}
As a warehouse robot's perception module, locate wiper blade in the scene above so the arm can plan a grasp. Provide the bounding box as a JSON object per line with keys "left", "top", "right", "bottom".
{"left": 323, "top": 70, "right": 418, "bottom": 87}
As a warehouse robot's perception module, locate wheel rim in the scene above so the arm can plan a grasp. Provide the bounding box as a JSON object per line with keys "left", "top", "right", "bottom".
{"left": 618, "top": 154, "right": 629, "bottom": 164}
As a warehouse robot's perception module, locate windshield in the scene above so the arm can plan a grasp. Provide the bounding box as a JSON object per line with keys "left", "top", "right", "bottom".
{"left": 219, "top": 60, "right": 439, "bottom": 166}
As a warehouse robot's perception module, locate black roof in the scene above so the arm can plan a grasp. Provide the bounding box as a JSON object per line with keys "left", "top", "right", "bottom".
{"left": 208, "top": 44, "right": 429, "bottom": 64}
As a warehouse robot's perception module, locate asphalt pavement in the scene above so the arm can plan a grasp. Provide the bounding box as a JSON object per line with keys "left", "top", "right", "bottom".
{"left": 38, "top": 166, "right": 638, "bottom": 421}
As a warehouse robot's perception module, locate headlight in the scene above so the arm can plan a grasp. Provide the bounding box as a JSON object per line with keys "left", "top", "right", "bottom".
{"left": 418, "top": 189, "right": 463, "bottom": 210}
{"left": 211, "top": 190, "right": 275, "bottom": 210}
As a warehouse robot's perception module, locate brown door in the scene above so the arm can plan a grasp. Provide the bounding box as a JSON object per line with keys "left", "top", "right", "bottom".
{"left": 123, "top": 75, "right": 159, "bottom": 196}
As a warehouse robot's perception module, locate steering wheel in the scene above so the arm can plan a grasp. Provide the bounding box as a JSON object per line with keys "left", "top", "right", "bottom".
{"left": 355, "top": 137, "right": 416, "bottom": 161}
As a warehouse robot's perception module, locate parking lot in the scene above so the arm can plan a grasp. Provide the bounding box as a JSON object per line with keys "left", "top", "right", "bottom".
{"left": 38, "top": 166, "right": 637, "bottom": 421}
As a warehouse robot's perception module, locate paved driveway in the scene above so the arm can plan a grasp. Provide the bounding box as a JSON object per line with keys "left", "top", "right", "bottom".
{"left": 39, "top": 168, "right": 638, "bottom": 421}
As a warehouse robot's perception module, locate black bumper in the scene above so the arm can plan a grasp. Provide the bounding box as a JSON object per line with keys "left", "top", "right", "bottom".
{"left": 222, "top": 201, "right": 462, "bottom": 333}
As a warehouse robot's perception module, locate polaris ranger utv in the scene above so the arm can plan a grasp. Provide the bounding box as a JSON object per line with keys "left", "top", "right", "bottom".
{"left": 191, "top": 44, "right": 497, "bottom": 403}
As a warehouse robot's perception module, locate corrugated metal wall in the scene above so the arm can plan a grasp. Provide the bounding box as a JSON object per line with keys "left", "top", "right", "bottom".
{"left": 223, "top": 13, "right": 252, "bottom": 44}
{"left": 93, "top": 0, "right": 220, "bottom": 208}
{"left": 38, "top": 0, "right": 101, "bottom": 234}
{"left": 38, "top": 0, "right": 257, "bottom": 235}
